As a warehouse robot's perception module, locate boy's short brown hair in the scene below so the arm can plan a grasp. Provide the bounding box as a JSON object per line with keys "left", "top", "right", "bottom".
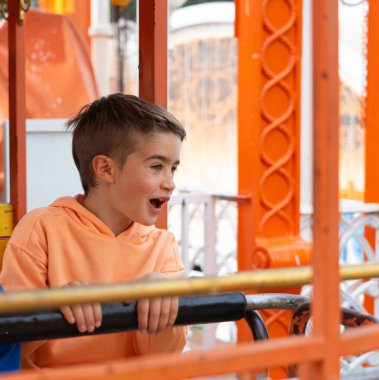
{"left": 66, "top": 93, "right": 186, "bottom": 195}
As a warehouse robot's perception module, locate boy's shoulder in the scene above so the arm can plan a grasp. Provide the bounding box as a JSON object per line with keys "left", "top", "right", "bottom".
{"left": 9, "top": 202, "right": 68, "bottom": 244}
{"left": 15, "top": 196, "right": 79, "bottom": 227}
{"left": 17, "top": 204, "right": 66, "bottom": 226}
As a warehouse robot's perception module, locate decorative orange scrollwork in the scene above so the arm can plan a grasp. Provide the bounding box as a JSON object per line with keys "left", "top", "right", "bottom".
{"left": 259, "top": 0, "right": 299, "bottom": 237}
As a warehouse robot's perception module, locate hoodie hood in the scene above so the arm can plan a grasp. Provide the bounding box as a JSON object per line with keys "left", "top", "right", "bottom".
{"left": 50, "top": 195, "right": 155, "bottom": 239}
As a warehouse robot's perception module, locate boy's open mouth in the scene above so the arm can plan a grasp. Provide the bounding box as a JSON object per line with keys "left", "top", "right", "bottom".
{"left": 150, "top": 198, "right": 166, "bottom": 209}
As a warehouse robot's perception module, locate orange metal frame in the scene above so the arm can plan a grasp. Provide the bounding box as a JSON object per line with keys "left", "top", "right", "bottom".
{"left": 5, "top": 0, "right": 379, "bottom": 379}
{"left": 236, "top": 3, "right": 311, "bottom": 376}
{"left": 8, "top": 0, "right": 27, "bottom": 223}
{"left": 365, "top": 0, "right": 379, "bottom": 203}
{"left": 139, "top": 0, "right": 168, "bottom": 229}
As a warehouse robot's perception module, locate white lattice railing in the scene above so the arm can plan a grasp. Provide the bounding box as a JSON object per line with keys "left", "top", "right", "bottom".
{"left": 169, "top": 193, "right": 379, "bottom": 279}
{"left": 168, "top": 192, "right": 242, "bottom": 277}
{"left": 169, "top": 192, "right": 379, "bottom": 373}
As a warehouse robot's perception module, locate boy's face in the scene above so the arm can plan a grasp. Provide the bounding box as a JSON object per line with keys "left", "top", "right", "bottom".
{"left": 109, "top": 132, "right": 182, "bottom": 228}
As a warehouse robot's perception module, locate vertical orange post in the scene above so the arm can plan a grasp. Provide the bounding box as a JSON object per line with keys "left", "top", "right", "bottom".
{"left": 365, "top": 0, "right": 379, "bottom": 203}
{"left": 236, "top": 1, "right": 309, "bottom": 376}
{"left": 139, "top": 0, "right": 168, "bottom": 229}
{"left": 308, "top": 0, "right": 341, "bottom": 378}
{"left": 8, "top": 1, "right": 27, "bottom": 223}
{"left": 363, "top": 0, "right": 379, "bottom": 314}
{"left": 139, "top": 0, "right": 168, "bottom": 108}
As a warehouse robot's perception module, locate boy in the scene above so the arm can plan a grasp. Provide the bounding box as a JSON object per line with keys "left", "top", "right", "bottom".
{"left": 0, "top": 93, "right": 187, "bottom": 369}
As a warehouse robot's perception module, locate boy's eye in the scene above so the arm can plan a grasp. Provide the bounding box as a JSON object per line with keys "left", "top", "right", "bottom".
{"left": 172, "top": 166, "right": 178, "bottom": 173}
{"left": 151, "top": 164, "right": 162, "bottom": 171}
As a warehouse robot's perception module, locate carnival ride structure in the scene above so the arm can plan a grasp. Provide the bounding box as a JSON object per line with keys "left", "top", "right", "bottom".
{"left": 1, "top": 0, "right": 379, "bottom": 379}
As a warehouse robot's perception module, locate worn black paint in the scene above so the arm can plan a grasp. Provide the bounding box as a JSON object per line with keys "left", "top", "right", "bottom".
{"left": 0, "top": 292, "right": 247, "bottom": 342}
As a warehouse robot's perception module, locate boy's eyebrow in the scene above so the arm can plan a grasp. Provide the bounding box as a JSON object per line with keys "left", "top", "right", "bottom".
{"left": 146, "top": 155, "right": 180, "bottom": 165}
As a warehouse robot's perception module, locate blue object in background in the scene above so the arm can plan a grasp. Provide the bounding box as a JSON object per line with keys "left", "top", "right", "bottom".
{"left": 0, "top": 286, "right": 20, "bottom": 373}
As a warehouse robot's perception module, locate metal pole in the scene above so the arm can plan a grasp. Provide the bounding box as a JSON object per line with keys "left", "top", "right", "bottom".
{"left": 0, "top": 263, "right": 378, "bottom": 314}
{"left": 8, "top": 0, "right": 27, "bottom": 223}
{"left": 311, "top": 0, "right": 340, "bottom": 377}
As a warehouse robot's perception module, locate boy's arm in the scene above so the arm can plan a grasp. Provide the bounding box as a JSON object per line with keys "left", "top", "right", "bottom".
{"left": 0, "top": 242, "right": 48, "bottom": 291}
{"left": 0, "top": 241, "right": 48, "bottom": 360}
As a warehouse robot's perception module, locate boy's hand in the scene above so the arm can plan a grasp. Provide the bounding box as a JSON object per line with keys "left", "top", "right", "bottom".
{"left": 59, "top": 281, "right": 102, "bottom": 333}
{"left": 134, "top": 273, "right": 179, "bottom": 334}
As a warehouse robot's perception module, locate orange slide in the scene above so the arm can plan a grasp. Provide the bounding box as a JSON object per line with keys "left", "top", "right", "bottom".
{"left": 0, "top": 9, "right": 98, "bottom": 121}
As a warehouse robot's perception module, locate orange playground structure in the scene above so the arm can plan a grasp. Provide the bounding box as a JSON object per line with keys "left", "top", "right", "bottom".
{"left": 1, "top": 0, "right": 379, "bottom": 379}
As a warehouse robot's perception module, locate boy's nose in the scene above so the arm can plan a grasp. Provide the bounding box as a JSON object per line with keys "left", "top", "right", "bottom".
{"left": 162, "top": 175, "right": 175, "bottom": 191}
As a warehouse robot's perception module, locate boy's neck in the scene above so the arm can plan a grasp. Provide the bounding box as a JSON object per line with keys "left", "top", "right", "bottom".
{"left": 81, "top": 192, "right": 133, "bottom": 236}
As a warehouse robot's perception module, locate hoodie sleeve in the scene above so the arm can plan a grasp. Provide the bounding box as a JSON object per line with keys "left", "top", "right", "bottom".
{"left": 0, "top": 208, "right": 50, "bottom": 292}
{"left": 0, "top": 242, "right": 48, "bottom": 291}
{"left": 0, "top": 214, "right": 49, "bottom": 366}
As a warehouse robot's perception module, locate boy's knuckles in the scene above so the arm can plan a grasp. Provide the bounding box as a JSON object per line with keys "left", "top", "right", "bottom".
{"left": 159, "top": 308, "right": 170, "bottom": 318}
{"left": 149, "top": 309, "right": 160, "bottom": 318}
{"left": 137, "top": 302, "right": 150, "bottom": 314}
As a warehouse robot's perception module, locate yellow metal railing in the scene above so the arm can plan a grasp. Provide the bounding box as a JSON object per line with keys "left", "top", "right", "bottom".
{"left": 0, "top": 263, "right": 378, "bottom": 314}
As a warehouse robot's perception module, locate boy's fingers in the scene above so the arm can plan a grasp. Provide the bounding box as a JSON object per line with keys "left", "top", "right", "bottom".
{"left": 156, "top": 297, "right": 171, "bottom": 332}
{"left": 167, "top": 296, "right": 179, "bottom": 327}
{"left": 60, "top": 305, "right": 75, "bottom": 325}
{"left": 148, "top": 298, "right": 161, "bottom": 333}
{"left": 81, "top": 304, "right": 96, "bottom": 332}
{"left": 59, "top": 281, "right": 101, "bottom": 333}
{"left": 71, "top": 304, "right": 87, "bottom": 333}
{"left": 93, "top": 303, "right": 102, "bottom": 328}
{"left": 137, "top": 299, "right": 149, "bottom": 331}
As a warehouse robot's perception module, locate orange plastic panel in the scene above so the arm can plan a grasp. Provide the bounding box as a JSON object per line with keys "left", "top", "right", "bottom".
{"left": 0, "top": 10, "right": 98, "bottom": 121}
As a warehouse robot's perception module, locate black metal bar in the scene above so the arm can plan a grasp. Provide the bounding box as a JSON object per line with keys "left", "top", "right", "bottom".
{"left": 243, "top": 310, "right": 269, "bottom": 341}
{"left": 288, "top": 301, "right": 379, "bottom": 378}
{"left": 0, "top": 293, "right": 247, "bottom": 342}
{"left": 289, "top": 301, "right": 379, "bottom": 336}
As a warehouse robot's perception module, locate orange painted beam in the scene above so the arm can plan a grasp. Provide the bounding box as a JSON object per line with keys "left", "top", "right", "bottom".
{"left": 139, "top": 0, "right": 168, "bottom": 229}
{"left": 8, "top": 0, "right": 27, "bottom": 223}
{"left": 138, "top": 0, "right": 167, "bottom": 108}
{"left": 2, "top": 337, "right": 325, "bottom": 380}
{"left": 4, "top": 326, "right": 379, "bottom": 380}
{"left": 340, "top": 323, "right": 379, "bottom": 356}
{"left": 311, "top": 0, "right": 340, "bottom": 378}
{"left": 365, "top": 0, "right": 379, "bottom": 202}
{"left": 237, "top": 0, "right": 303, "bottom": 241}
{"left": 236, "top": 0, "right": 305, "bottom": 254}
{"left": 236, "top": 2, "right": 308, "bottom": 372}
{"left": 236, "top": 0, "right": 262, "bottom": 273}
{"left": 362, "top": 0, "right": 379, "bottom": 315}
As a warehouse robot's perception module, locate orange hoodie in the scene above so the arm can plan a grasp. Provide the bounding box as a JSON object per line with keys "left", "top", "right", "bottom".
{"left": 0, "top": 196, "right": 187, "bottom": 369}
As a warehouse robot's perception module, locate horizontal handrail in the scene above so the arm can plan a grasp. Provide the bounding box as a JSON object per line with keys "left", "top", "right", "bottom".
{"left": 0, "top": 293, "right": 309, "bottom": 343}
{"left": 0, "top": 293, "right": 247, "bottom": 342}
{"left": 0, "top": 292, "right": 376, "bottom": 348}
{"left": 0, "top": 263, "right": 378, "bottom": 314}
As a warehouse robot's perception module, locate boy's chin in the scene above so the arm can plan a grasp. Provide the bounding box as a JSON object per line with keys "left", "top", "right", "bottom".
{"left": 137, "top": 216, "right": 158, "bottom": 227}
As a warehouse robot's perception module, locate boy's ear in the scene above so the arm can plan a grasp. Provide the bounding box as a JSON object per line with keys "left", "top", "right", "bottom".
{"left": 92, "top": 155, "right": 116, "bottom": 184}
